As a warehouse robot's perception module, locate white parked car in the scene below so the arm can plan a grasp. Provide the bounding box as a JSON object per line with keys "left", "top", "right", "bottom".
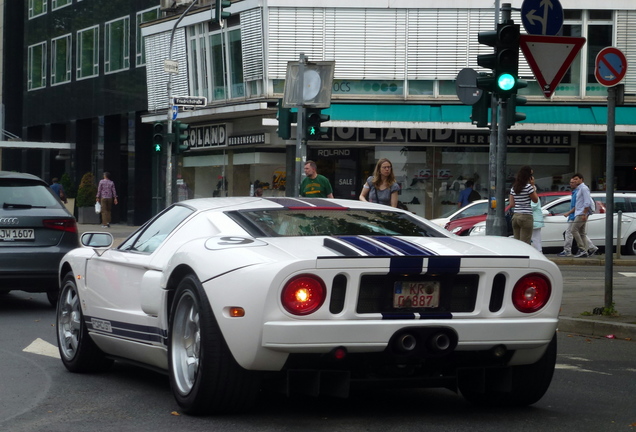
{"left": 469, "top": 192, "right": 636, "bottom": 255}
{"left": 429, "top": 199, "right": 489, "bottom": 227}
{"left": 57, "top": 197, "right": 562, "bottom": 415}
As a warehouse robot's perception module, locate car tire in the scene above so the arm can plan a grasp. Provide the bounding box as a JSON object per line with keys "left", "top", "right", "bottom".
{"left": 56, "top": 272, "right": 113, "bottom": 372}
{"left": 459, "top": 332, "right": 557, "bottom": 407}
{"left": 625, "top": 233, "right": 636, "bottom": 255}
{"left": 47, "top": 288, "right": 59, "bottom": 307}
{"left": 168, "top": 274, "right": 260, "bottom": 415}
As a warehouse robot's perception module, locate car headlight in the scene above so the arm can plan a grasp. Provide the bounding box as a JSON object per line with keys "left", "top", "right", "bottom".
{"left": 450, "top": 226, "right": 463, "bottom": 234}
{"left": 469, "top": 225, "right": 486, "bottom": 235}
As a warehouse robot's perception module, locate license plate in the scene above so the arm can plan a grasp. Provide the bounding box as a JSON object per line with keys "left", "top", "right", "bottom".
{"left": 393, "top": 281, "right": 440, "bottom": 308}
{"left": 0, "top": 228, "right": 35, "bottom": 241}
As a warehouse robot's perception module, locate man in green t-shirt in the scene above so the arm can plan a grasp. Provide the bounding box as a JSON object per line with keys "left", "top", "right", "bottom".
{"left": 300, "top": 160, "right": 334, "bottom": 198}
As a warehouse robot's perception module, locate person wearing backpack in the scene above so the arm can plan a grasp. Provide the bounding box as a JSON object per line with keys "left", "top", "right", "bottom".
{"left": 457, "top": 179, "right": 480, "bottom": 208}
{"left": 570, "top": 173, "right": 599, "bottom": 258}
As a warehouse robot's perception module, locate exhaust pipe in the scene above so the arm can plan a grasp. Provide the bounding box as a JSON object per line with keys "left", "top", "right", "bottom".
{"left": 390, "top": 328, "right": 458, "bottom": 357}
{"left": 395, "top": 333, "right": 417, "bottom": 352}
{"left": 428, "top": 332, "right": 452, "bottom": 352}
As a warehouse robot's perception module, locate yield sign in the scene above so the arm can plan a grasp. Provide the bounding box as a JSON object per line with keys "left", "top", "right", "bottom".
{"left": 520, "top": 35, "right": 586, "bottom": 98}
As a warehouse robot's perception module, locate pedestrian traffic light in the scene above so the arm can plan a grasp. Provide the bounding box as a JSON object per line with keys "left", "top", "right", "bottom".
{"left": 173, "top": 121, "right": 189, "bottom": 154}
{"left": 305, "top": 108, "right": 329, "bottom": 140}
{"left": 507, "top": 93, "right": 527, "bottom": 126}
{"left": 213, "top": 0, "right": 231, "bottom": 24}
{"left": 276, "top": 99, "right": 297, "bottom": 140}
{"left": 471, "top": 91, "right": 491, "bottom": 128}
{"left": 153, "top": 122, "right": 165, "bottom": 153}
{"left": 476, "top": 21, "right": 523, "bottom": 99}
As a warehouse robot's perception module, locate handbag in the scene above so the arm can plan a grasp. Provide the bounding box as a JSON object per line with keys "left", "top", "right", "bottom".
{"left": 95, "top": 201, "right": 102, "bottom": 214}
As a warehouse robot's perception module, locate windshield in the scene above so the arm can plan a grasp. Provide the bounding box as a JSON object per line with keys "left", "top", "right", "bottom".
{"left": 0, "top": 179, "right": 59, "bottom": 208}
{"left": 229, "top": 209, "right": 446, "bottom": 238}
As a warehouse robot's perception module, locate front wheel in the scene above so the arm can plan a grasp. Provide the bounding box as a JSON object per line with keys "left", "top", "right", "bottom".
{"left": 625, "top": 233, "right": 636, "bottom": 255}
{"left": 56, "top": 272, "right": 113, "bottom": 372}
{"left": 459, "top": 333, "right": 557, "bottom": 407}
{"left": 168, "top": 275, "right": 260, "bottom": 415}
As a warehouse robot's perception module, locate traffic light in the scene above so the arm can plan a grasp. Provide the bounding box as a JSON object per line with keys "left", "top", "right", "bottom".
{"left": 305, "top": 108, "right": 329, "bottom": 140}
{"left": 173, "top": 121, "right": 189, "bottom": 154}
{"left": 507, "top": 93, "right": 527, "bottom": 126}
{"left": 476, "top": 21, "right": 523, "bottom": 99}
{"left": 213, "top": 0, "right": 231, "bottom": 24}
{"left": 153, "top": 122, "right": 165, "bottom": 153}
{"left": 471, "top": 91, "right": 491, "bottom": 128}
{"left": 276, "top": 99, "right": 297, "bottom": 140}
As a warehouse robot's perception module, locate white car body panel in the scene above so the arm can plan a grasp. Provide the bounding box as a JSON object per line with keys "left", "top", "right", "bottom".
{"left": 59, "top": 197, "right": 562, "bottom": 381}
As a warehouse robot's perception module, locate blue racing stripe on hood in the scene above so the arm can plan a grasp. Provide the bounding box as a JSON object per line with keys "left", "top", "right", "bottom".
{"left": 389, "top": 256, "right": 424, "bottom": 274}
{"left": 337, "top": 236, "right": 395, "bottom": 256}
{"left": 374, "top": 236, "right": 436, "bottom": 256}
{"left": 426, "top": 256, "right": 461, "bottom": 274}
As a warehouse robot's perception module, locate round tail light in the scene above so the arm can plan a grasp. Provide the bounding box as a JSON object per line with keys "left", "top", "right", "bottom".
{"left": 281, "top": 274, "right": 326, "bottom": 316}
{"left": 512, "top": 273, "right": 552, "bottom": 313}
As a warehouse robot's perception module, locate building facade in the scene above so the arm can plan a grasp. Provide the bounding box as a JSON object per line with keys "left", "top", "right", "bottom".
{"left": 2, "top": 0, "right": 161, "bottom": 225}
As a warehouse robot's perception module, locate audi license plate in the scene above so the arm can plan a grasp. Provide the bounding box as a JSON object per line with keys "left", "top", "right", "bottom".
{"left": 0, "top": 228, "right": 35, "bottom": 241}
{"left": 393, "top": 281, "right": 440, "bottom": 308}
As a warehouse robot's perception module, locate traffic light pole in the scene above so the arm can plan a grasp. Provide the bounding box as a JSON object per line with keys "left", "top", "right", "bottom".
{"left": 292, "top": 53, "right": 307, "bottom": 198}
{"left": 495, "top": 99, "right": 509, "bottom": 237}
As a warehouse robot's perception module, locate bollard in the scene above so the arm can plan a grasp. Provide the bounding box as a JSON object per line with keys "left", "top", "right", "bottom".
{"left": 616, "top": 211, "right": 622, "bottom": 259}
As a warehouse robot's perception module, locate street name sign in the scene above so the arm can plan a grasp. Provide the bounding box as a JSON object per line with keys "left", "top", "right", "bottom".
{"left": 173, "top": 96, "right": 208, "bottom": 107}
{"left": 164, "top": 59, "right": 179, "bottom": 74}
{"left": 595, "top": 47, "right": 628, "bottom": 87}
{"left": 521, "top": 0, "right": 564, "bottom": 36}
{"left": 520, "top": 35, "right": 586, "bottom": 98}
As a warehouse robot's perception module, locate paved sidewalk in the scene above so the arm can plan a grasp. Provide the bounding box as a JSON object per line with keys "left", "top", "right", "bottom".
{"left": 77, "top": 224, "right": 636, "bottom": 341}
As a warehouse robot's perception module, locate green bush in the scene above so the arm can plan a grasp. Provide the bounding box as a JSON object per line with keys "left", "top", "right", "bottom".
{"left": 76, "top": 172, "right": 97, "bottom": 207}
{"left": 60, "top": 172, "right": 76, "bottom": 198}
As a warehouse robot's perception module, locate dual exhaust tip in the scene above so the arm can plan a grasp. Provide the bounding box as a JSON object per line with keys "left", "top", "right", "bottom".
{"left": 392, "top": 328, "right": 458, "bottom": 356}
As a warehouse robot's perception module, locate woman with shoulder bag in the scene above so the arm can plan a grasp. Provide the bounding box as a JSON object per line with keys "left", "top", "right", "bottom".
{"left": 359, "top": 158, "right": 400, "bottom": 207}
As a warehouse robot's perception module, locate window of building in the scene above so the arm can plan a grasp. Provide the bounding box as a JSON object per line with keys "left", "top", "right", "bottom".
{"left": 52, "top": 0, "right": 72, "bottom": 11}
{"left": 105, "top": 16, "right": 130, "bottom": 74}
{"left": 51, "top": 34, "right": 72, "bottom": 86}
{"left": 77, "top": 26, "right": 100, "bottom": 80}
{"left": 28, "top": 0, "right": 47, "bottom": 19}
{"left": 136, "top": 7, "right": 159, "bottom": 67}
{"left": 28, "top": 42, "right": 47, "bottom": 90}
{"left": 227, "top": 29, "right": 244, "bottom": 98}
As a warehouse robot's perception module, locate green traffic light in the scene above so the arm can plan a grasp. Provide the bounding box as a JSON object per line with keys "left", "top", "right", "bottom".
{"left": 497, "top": 73, "right": 515, "bottom": 91}
{"left": 308, "top": 126, "right": 317, "bottom": 136}
{"left": 154, "top": 143, "right": 161, "bottom": 152}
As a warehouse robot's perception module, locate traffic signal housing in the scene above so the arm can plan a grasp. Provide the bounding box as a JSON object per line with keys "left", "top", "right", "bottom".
{"left": 173, "top": 121, "right": 189, "bottom": 154}
{"left": 507, "top": 93, "right": 527, "bottom": 126}
{"left": 214, "top": 0, "right": 231, "bottom": 24}
{"left": 276, "top": 99, "right": 297, "bottom": 140}
{"left": 476, "top": 21, "right": 523, "bottom": 99}
{"left": 471, "top": 91, "right": 491, "bottom": 128}
{"left": 153, "top": 122, "right": 165, "bottom": 153}
{"left": 305, "top": 108, "right": 329, "bottom": 140}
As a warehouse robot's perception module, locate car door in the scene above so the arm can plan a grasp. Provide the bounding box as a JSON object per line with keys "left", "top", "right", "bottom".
{"left": 541, "top": 198, "right": 572, "bottom": 248}
{"left": 82, "top": 205, "right": 195, "bottom": 346}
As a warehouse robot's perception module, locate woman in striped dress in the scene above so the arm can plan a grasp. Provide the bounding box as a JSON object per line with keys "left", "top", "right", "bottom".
{"left": 509, "top": 165, "right": 538, "bottom": 245}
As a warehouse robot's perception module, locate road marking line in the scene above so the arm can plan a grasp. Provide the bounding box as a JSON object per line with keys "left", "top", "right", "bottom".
{"left": 23, "top": 338, "right": 61, "bottom": 359}
{"left": 618, "top": 272, "right": 636, "bottom": 277}
{"left": 556, "top": 364, "right": 611, "bottom": 375}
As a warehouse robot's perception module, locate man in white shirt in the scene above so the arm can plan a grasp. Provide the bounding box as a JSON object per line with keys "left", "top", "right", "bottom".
{"left": 570, "top": 173, "right": 599, "bottom": 258}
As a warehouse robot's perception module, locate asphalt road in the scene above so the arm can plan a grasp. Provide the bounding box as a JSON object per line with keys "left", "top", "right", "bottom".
{"left": 1, "top": 288, "right": 634, "bottom": 432}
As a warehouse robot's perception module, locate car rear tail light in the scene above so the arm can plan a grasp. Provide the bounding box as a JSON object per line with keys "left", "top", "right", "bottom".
{"left": 512, "top": 273, "right": 551, "bottom": 313}
{"left": 43, "top": 218, "right": 78, "bottom": 233}
{"left": 281, "top": 274, "right": 326, "bottom": 315}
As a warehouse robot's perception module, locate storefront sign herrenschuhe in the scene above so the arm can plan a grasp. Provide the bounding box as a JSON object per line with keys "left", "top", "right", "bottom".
{"left": 457, "top": 132, "right": 572, "bottom": 146}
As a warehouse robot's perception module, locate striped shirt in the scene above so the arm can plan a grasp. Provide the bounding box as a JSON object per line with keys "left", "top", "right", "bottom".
{"left": 510, "top": 183, "right": 534, "bottom": 215}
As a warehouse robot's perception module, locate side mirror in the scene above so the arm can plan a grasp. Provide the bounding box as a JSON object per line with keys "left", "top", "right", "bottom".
{"left": 81, "top": 232, "right": 114, "bottom": 249}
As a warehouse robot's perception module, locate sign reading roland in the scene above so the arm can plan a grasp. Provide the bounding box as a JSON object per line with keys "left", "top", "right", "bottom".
{"left": 173, "top": 96, "right": 208, "bottom": 107}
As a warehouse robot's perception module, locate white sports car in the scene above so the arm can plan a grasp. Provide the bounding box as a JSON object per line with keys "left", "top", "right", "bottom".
{"left": 56, "top": 197, "right": 562, "bottom": 415}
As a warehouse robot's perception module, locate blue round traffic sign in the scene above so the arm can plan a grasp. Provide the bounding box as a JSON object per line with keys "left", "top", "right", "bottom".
{"left": 595, "top": 47, "right": 628, "bottom": 87}
{"left": 521, "top": 0, "right": 564, "bottom": 36}
{"left": 172, "top": 106, "right": 179, "bottom": 120}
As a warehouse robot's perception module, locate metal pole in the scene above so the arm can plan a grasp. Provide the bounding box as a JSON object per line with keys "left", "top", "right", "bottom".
{"left": 486, "top": 94, "right": 498, "bottom": 234}
{"left": 166, "top": 0, "right": 200, "bottom": 208}
{"left": 495, "top": 99, "right": 508, "bottom": 237}
{"left": 604, "top": 85, "right": 616, "bottom": 310}
{"left": 293, "top": 53, "right": 307, "bottom": 197}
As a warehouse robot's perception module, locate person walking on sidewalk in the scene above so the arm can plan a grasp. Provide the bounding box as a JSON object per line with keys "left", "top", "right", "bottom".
{"left": 96, "top": 172, "right": 118, "bottom": 228}
{"left": 509, "top": 165, "right": 538, "bottom": 245}
{"left": 300, "top": 160, "right": 334, "bottom": 198}
{"left": 557, "top": 178, "right": 579, "bottom": 257}
{"left": 570, "top": 173, "right": 598, "bottom": 258}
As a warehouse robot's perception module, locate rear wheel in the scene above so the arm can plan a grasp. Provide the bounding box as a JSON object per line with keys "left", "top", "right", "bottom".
{"left": 168, "top": 274, "right": 260, "bottom": 415}
{"left": 626, "top": 233, "right": 636, "bottom": 255}
{"left": 459, "top": 333, "right": 557, "bottom": 407}
{"left": 47, "top": 287, "right": 59, "bottom": 307}
{"left": 56, "top": 272, "right": 113, "bottom": 372}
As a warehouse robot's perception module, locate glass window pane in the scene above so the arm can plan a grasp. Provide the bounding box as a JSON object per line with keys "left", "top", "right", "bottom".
{"left": 137, "top": 7, "right": 159, "bottom": 66}
{"left": 77, "top": 27, "right": 99, "bottom": 79}
{"left": 586, "top": 24, "right": 612, "bottom": 84}
{"left": 228, "top": 29, "right": 244, "bottom": 98}
{"left": 28, "top": 42, "right": 46, "bottom": 90}
{"left": 52, "top": 35, "right": 71, "bottom": 85}
{"left": 106, "top": 17, "right": 130, "bottom": 73}
{"left": 210, "top": 34, "right": 225, "bottom": 100}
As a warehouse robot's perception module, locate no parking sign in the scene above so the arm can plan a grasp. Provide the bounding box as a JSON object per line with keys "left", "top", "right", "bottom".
{"left": 595, "top": 47, "right": 628, "bottom": 87}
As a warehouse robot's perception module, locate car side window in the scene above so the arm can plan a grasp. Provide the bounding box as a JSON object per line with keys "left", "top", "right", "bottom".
{"left": 547, "top": 200, "right": 571, "bottom": 215}
{"left": 119, "top": 205, "right": 194, "bottom": 253}
{"left": 452, "top": 202, "right": 487, "bottom": 220}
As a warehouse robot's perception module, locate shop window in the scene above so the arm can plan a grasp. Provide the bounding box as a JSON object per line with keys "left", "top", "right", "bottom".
{"left": 105, "top": 16, "right": 130, "bottom": 74}
{"left": 28, "top": 42, "right": 46, "bottom": 90}
{"left": 51, "top": 34, "right": 72, "bottom": 86}
{"left": 77, "top": 26, "right": 99, "bottom": 80}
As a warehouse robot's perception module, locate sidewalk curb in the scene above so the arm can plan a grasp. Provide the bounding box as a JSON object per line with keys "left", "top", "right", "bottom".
{"left": 558, "top": 317, "right": 636, "bottom": 340}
